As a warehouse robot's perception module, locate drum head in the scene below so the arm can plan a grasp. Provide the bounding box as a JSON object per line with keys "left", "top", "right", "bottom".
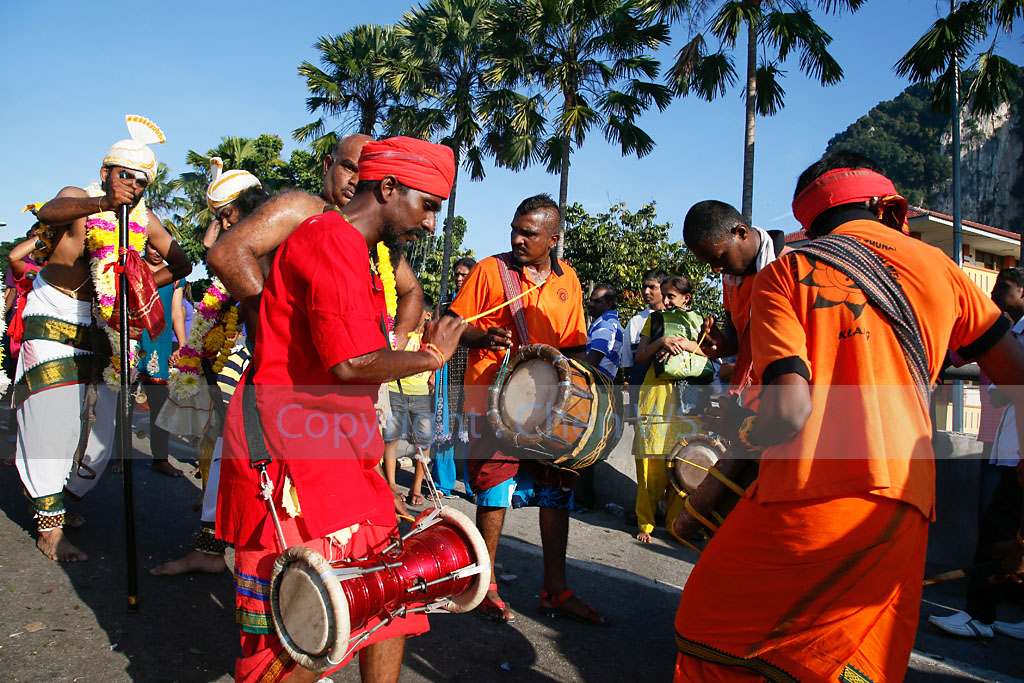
{"left": 431, "top": 507, "right": 490, "bottom": 614}
{"left": 501, "top": 358, "right": 559, "bottom": 433}
{"left": 270, "top": 546, "right": 351, "bottom": 673}
{"left": 670, "top": 436, "right": 725, "bottom": 495}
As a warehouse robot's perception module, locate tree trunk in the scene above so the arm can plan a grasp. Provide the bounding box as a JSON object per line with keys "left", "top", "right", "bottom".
{"left": 557, "top": 134, "right": 570, "bottom": 260}
{"left": 741, "top": 16, "right": 757, "bottom": 224}
{"left": 437, "top": 148, "right": 460, "bottom": 313}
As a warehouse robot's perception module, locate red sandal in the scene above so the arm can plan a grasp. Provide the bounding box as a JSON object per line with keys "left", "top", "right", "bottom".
{"left": 477, "top": 583, "right": 516, "bottom": 623}
{"left": 539, "top": 588, "right": 609, "bottom": 626}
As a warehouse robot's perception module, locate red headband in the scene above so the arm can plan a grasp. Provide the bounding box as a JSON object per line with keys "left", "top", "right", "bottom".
{"left": 358, "top": 136, "right": 455, "bottom": 200}
{"left": 792, "top": 167, "right": 908, "bottom": 233}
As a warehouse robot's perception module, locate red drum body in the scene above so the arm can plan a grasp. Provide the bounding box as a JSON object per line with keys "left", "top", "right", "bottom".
{"left": 487, "top": 343, "right": 621, "bottom": 470}
{"left": 269, "top": 506, "right": 489, "bottom": 672}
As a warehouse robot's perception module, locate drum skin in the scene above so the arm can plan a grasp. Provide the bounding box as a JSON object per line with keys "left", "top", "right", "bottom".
{"left": 270, "top": 507, "right": 489, "bottom": 672}
{"left": 668, "top": 435, "right": 726, "bottom": 496}
{"left": 487, "top": 343, "right": 622, "bottom": 470}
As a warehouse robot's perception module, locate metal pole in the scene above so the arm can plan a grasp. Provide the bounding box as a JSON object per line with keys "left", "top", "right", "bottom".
{"left": 117, "top": 199, "right": 140, "bottom": 612}
{"left": 950, "top": 0, "right": 964, "bottom": 432}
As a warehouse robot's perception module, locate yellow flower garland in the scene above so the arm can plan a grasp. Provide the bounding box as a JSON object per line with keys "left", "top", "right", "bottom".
{"left": 376, "top": 242, "right": 397, "bottom": 319}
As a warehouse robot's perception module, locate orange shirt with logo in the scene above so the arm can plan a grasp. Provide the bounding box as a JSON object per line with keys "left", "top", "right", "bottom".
{"left": 749, "top": 219, "right": 1007, "bottom": 518}
{"left": 448, "top": 254, "right": 588, "bottom": 416}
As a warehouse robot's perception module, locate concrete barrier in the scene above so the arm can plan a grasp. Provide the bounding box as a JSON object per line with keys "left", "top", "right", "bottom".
{"left": 591, "top": 423, "right": 986, "bottom": 570}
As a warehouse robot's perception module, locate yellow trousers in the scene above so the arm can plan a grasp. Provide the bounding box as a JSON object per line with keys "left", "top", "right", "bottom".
{"left": 634, "top": 456, "right": 684, "bottom": 535}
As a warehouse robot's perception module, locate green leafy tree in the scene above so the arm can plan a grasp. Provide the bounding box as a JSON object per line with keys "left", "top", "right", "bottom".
{"left": 563, "top": 201, "right": 721, "bottom": 321}
{"left": 172, "top": 135, "right": 302, "bottom": 263}
{"left": 896, "top": 0, "right": 1022, "bottom": 117}
{"left": 484, "top": 0, "right": 674, "bottom": 258}
{"left": 382, "top": 0, "right": 496, "bottom": 301}
{"left": 648, "top": 0, "right": 864, "bottom": 222}
{"left": 294, "top": 24, "right": 406, "bottom": 158}
{"left": 824, "top": 83, "right": 956, "bottom": 207}
{"left": 405, "top": 216, "right": 476, "bottom": 304}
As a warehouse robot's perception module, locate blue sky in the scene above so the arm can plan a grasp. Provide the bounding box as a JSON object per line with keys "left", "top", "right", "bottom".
{"left": 1, "top": 1, "right": 1021, "bottom": 264}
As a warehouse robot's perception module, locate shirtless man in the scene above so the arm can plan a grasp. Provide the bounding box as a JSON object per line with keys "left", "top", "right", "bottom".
{"left": 17, "top": 117, "right": 190, "bottom": 561}
{"left": 208, "top": 133, "right": 425, "bottom": 347}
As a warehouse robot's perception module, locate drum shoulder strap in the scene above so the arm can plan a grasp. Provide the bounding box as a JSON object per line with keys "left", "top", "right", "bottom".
{"left": 495, "top": 253, "right": 530, "bottom": 347}
{"left": 242, "top": 367, "right": 273, "bottom": 469}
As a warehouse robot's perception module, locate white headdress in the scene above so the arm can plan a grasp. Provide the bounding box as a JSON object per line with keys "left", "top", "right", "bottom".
{"left": 103, "top": 115, "right": 165, "bottom": 183}
{"left": 206, "top": 157, "right": 262, "bottom": 211}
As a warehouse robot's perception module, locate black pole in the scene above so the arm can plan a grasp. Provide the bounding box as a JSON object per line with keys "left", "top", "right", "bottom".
{"left": 117, "top": 196, "right": 139, "bottom": 612}
{"left": 949, "top": 0, "right": 964, "bottom": 433}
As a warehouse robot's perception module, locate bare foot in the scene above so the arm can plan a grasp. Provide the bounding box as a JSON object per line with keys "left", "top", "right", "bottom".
{"left": 152, "top": 460, "right": 184, "bottom": 477}
{"left": 36, "top": 529, "right": 88, "bottom": 562}
{"left": 636, "top": 531, "right": 652, "bottom": 543}
{"left": 150, "top": 550, "right": 227, "bottom": 575}
{"left": 393, "top": 489, "right": 410, "bottom": 518}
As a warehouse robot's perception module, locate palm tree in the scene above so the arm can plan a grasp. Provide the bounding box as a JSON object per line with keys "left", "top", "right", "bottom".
{"left": 896, "top": 0, "right": 1023, "bottom": 264}
{"left": 646, "top": 0, "right": 864, "bottom": 223}
{"left": 294, "top": 24, "right": 406, "bottom": 159}
{"left": 484, "top": 0, "right": 674, "bottom": 258}
{"left": 171, "top": 135, "right": 291, "bottom": 261}
{"left": 381, "top": 0, "right": 496, "bottom": 302}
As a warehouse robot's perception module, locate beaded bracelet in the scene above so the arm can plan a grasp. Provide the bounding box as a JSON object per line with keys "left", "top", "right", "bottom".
{"left": 737, "top": 415, "right": 763, "bottom": 451}
{"left": 422, "top": 343, "right": 444, "bottom": 370}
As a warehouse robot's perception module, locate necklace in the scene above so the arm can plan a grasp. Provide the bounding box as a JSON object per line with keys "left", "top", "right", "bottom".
{"left": 40, "top": 272, "right": 92, "bottom": 298}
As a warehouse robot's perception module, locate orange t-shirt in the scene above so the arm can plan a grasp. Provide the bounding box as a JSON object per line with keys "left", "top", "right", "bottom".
{"left": 723, "top": 275, "right": 757, "bottom": 340}
{"left": 749, "top": 219, "right": 1007, "bottom": 519}
{"left": 448, "top": 253, "right": 588, "bottom": 416}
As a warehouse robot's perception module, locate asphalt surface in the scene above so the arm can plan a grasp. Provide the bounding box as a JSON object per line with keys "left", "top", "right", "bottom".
{"left": 1, "top": 415, "right": 1022, "bottom": 682}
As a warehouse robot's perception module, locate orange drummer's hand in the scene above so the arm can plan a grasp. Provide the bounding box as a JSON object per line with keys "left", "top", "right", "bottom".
{"left": 422, "top": 314, "right": 466, "bottom": 361}
{"left": 482, "top": 326, "right": 512, "bottom": 352}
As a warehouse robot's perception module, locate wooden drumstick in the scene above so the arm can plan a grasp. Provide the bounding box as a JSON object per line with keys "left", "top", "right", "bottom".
{"left": 923, "top": 561, "right": 997, "bottom": 586}
{"left": 462, "top": 284, "right": 541, "bottom": 324}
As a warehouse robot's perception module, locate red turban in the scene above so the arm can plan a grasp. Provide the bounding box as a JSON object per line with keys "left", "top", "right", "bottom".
{"left": 358, "top": 136, "right": 455, "bottom": 200}
{"left": 792, "top": 167, "right": 908, "bottom": 233}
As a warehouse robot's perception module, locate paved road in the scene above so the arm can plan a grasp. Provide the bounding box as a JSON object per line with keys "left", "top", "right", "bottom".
{"left": 1, "top": 426, "right": 1022, "bottom": 682}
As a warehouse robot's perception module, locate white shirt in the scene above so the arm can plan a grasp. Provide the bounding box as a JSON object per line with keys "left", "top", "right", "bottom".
{"left": 620, "top": 307, "right": 653, "bottom": 369}
{"left": 990, "top": 316, "right": 1024, "bottom": 466}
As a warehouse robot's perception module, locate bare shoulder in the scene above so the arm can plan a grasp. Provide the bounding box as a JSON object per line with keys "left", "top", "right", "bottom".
{"left": 55, "top": 186, "right": 88, "bottom": 199}
{"left": 146, "top": 209, "right": 164, "bottom": 229}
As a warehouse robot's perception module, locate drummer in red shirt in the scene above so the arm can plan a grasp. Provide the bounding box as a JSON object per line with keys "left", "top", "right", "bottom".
{"left": 216, "top": 137, "right": 465, "bottom": 683}
{"left": 448, "top": 193, "right": 606, "bottom": 626}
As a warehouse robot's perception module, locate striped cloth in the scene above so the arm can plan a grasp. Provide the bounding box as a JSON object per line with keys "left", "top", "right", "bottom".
{"left": 587, "top": 310, "right": 624, "bottom": 380}
{"left": 217, "top": 345, "right": 250, "bottom": 405}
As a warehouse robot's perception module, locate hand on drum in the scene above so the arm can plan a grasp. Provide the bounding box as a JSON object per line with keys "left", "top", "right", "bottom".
{"left": 423, "top": 314, "right": 468, "bottom": 360}
{"left": 701, "top": 397, "right": 752, "bottom": 442}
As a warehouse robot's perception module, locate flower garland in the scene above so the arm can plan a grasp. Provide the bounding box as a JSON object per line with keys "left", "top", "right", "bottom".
{"left": 376, "top": 242, "right": 397, "bottom": 332}
{"left": 169, "top": 279, "right": 235, "bottom": 400}
{"left": 85, "top": 183, "right": 148, "bottom": 389}
{"left": 0, "top": 281, "right": 9, "bottom": 398}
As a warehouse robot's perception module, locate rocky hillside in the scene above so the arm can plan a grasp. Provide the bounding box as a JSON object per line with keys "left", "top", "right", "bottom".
{"left": 825, "top": 75, "right": 1023, "bottom": 230}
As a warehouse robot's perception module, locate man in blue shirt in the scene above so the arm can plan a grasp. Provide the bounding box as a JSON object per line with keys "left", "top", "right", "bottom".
{"left": 586, "top": 284, "right": 624, "bottom": 380}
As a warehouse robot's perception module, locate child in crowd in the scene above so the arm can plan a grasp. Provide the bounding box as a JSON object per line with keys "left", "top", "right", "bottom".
{"left": 631, "top": 276, "right": 709, "bottom": 543}
{"left": 382, "top": 296, "right": 435, "bottom": 506}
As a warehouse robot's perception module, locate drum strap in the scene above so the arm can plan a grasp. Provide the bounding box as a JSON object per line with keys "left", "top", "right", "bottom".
{"left": 242, "top": 368, "right": 273, "bottom": 470}
{"left": 495, "top": 253, "right": 530, "bottom": 348}
{"left": 792, "top": 234, "right": 931, "bottom": 412}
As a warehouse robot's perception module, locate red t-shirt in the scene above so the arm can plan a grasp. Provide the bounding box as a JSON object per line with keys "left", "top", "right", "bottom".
{"left": 217, "top": 211, "right": 395, "bottom": 548}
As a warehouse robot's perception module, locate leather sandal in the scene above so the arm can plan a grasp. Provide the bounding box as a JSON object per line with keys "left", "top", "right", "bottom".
{"left": 539, "top": 588, "right": 608, "bottom": 626}
{"left": 477, "top": 583, "right": 516, "bottom": 623}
